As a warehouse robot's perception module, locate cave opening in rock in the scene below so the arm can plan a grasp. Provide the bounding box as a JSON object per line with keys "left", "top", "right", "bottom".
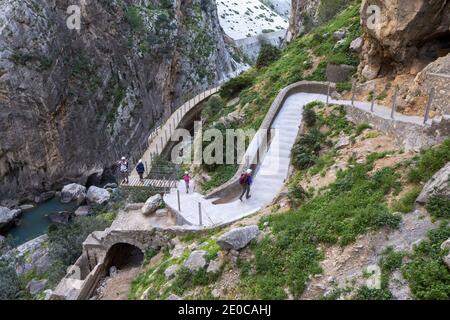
{"left": 417, "top": 31, "right": 450, "bottom": 62}
{"left": 104, "top": 243, "right": 144, "bottom": 274}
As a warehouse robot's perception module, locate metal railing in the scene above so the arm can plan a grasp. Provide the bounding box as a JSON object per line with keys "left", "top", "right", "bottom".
{"left": 173, "top": 188, "right": 217, "bottom": 227}
{"left": 347, "top": 81, "right": 437, "bottom": 124}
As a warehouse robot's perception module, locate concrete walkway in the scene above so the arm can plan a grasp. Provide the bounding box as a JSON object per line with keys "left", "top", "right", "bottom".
{"left": 164, "top": 92, "right": 436, "bottom": 228}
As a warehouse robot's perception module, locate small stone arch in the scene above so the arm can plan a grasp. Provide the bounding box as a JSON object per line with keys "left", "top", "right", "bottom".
{"left": 103, "top": 242, "right": 144, "bottom": 273}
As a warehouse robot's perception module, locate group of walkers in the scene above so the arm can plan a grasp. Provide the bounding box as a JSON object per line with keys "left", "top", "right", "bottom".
{"left": 116, "top": 157, "right": 145, "bottom": 184}
{"left": 116, "top": 156, "right": 254, "bottom": 202}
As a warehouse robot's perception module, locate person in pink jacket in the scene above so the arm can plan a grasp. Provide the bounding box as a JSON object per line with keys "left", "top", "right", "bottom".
{"left": 183, "top": 171, "right": 191, "bottom": 194}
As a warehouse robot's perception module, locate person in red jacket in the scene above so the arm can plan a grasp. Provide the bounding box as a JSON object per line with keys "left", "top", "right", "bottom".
{"left": 183, "top": 171, "right": 191, "bottom": 194}
{"left": 239, "top": 169, "right": 253, "bottom": 201}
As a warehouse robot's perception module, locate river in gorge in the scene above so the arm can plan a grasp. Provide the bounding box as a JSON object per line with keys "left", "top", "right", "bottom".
{"left": 5, "top": 199, "right": 78, "bottom": 247}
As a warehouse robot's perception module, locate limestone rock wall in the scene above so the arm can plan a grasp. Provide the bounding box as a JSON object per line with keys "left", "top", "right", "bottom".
{"left": 287, "top": 0, "right": 320, "bottom": 40}
{"left": 359, "top": 0, "right": 450, "bottom": 78}
{"left": 413, "top": 54, "right": 450, "bottom": 116}
{"left": 0, "top": 0, "right": 241, "bottom": 201}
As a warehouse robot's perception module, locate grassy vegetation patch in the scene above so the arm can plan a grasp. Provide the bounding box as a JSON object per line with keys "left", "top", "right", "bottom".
{"left": 407, "top": 139, "right": 450, "bottom": 184}
{"left": 426, "top": 195, "right": 450, "bottom": 219}
{"left": 239, "top": 152, "right": 402, "bottom": 299}
{"left": 391, "top": 187, "right": 422, "bottom": 214}
{"left": 402, "top": 223, "right": 450, "bottom": 299}
{"left": 201, "top": 164, "right": 239, "bottom": 193}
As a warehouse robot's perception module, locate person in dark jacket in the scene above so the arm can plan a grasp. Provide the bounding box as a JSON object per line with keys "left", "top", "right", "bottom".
{"left": 136, "top": 159, "right": 145, "bottom": 182}
{"left": 239, "top": 169, "right": 253, "bottom": 201}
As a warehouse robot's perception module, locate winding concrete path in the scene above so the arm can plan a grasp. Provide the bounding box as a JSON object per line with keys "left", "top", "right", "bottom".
{"left": 164, "top": 92, "right": 438, "bottom": 228}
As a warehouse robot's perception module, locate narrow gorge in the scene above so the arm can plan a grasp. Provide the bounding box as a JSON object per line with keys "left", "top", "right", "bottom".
{"left": 0, "top": 0, "right": 449, "bottom": 303}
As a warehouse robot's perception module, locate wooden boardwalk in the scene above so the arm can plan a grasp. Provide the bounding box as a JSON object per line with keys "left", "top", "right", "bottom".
{"left": 121, "top": 176, "right": 178, "bottom": 189}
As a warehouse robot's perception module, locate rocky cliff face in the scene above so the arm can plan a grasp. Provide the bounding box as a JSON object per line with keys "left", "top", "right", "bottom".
{"left": 0, "top": 0, "right": 242, "bottom": 202}
{"left": 287, "top": 0, "right": 354, "bottom": 41}
{"left": 359, "top": 0, "right": 450, "bottom": 79}
{"left": 287, "top": 0, "right": 319, "bottom": 40}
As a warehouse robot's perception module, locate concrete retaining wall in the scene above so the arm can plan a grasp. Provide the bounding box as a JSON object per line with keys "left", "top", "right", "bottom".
{"left": 205, "top": 81, "right": 334, "bottom": 202}
{"left": 235, "top": 30, "right": 286, "bottom": 62}
{"left": 344, "top": 106, "right": 450, "bottom": 151}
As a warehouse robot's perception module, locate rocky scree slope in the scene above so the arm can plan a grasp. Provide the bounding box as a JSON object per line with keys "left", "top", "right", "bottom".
{"left": 0, "top": 0, "right": 242, "bottom": 202}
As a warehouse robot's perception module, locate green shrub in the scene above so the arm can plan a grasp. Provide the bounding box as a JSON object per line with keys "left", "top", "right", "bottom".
{"left": 317, "top": 0, "right": 351, "bottom": 23}
{"left": 391, "top": 187, "right": 421, "bottom": 213}
{"left": 256, "top": 43, "right": 281, "bottom": 69}
{"left": 46, "top": 214, "right": 112, "bottom": 285}
{"left": 426, "top": 195, "right": 450, "bottom": 219}
{"left": 125, "top": 6, "right": 144, "bottom": 31}
{"left": 355, "top": 123, "right": 372, "bottom": 136}
{"left": 202, "top": 95, "right": 225, "bottom": 123}
{"left": 379, "top": 247, "right": 405, "bottom": 289}
{"left": 354, "top": 286, "right": 393, "bottom": 300}
{"left": 407, "top": 139, "right": 450, "bottom": 183}
{"left": 336, "top": 82, "right": 352, "bottom": 93}
{"left": 305, "top": 101, "right": 325, "bottom": 110}
{"left": 402, "top": 224, "right": 450, "bottom": 299}
{"left": 220, "top": 72, "right": 255, "bottom": 100}
{"left": 202, "top": 164, "right": 238, "bottom": 193}
{"left": 303, "top": 108, "right": 317, "bottom": 127}
{"left": 0, "top": 260, "right": 21, "bottom": 300}
{"left": 240, "top": 155, "right": 402, "bottom": 299}
{"left": 292, "top": 128, "right": 323, "bottom": 170}
{"left": 288, "top": 184, "right": 309, "bottom": 207}
{"left": 171, "top": 267, "right": 220, "bottom": 296}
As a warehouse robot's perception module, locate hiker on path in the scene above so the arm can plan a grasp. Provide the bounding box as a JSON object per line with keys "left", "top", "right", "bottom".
{"left": 183, "top": 171, "right": 191, "bottom": 194}
{"left": 239, "top": 169, "right": 253, "bottom": 201}
{"left": 118, "top": 157, "right": 129, "bottom": 184}
{"left": 136, "top": 159, "right": 145, "bottom": 182}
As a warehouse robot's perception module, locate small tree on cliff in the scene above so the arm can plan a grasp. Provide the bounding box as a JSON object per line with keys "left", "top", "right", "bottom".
{"left": 256, "top": 43, "right": 281, "bottom": 69}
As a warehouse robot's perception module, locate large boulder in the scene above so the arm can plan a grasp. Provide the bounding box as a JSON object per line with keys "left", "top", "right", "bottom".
{"left": 326, "top": 64, "right": 355, "bottom": 83}
{"left": 35, "top": 191, "right": 56, "bottom": 203}
{"left": 444, "top": 254, "right": 450, "bottom": 270}
{"left": 19, "top": 204, "right": 35, "bottom": 211}
{"left": 86, "top": 186, "right": 110, "bottom": 205}
{"left": 207, "top": 257, "right": 223, "bottom": 274}
{"left": 164, "top": 265, "right": 179, "bottom": 279}
{"left": 74, "top": 205, "right": 91, "bottom": 217}
{"left": 362, "top": 62, "right": 381, "bottom": 81}
{"left": 3, "top": 235, "right": 52, "bottom": 276}
{"left": 141, "top": 194, "right": 162, "bottom": 216}
{"left": 184, "top": 250, "right": 207, "bottom": 272}
{"left": 0, "top": 207, "right": 22, "bottom": 232}
{"left": 48, "top": 211, "right": 72, "bottom": 224}
{"left": 217, "top": 225, "right": 260, "bottom": 251}
{"left": 335, "top": 134, "right": 351, "bottom": 150}
{"left": 416, "top": 162, "right": 450, "bottom": 204}
{"left": 333, "top": 30, "right": 347, "bottom": 40}
{"left": 61, "top": 184, "right": 86, "bottom": 204}
{"left": 441, "top": 238, "right": 450, "bottom": 250}
{"left": 350, "top": 36, "right": 363, "bottom": 53}
{"left": 27, "top": 279, "right": 48, "bottom": 295}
